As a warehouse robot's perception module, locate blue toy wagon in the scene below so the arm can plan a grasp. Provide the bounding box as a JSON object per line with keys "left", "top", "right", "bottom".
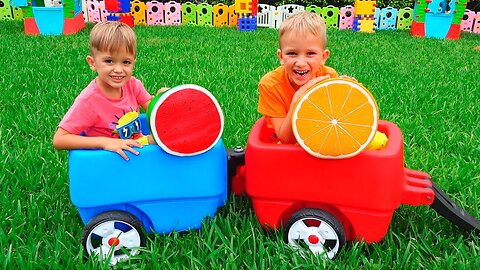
{"left": 69, "top": 114, "right": 227, "bottom": 264}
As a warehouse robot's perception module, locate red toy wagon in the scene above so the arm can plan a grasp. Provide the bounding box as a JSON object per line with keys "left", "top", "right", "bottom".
{"left": 228, "top": 117, "right": 479, "bottom": 259}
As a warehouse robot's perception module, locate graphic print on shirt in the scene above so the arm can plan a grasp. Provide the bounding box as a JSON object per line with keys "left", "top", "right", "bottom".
{"left": 111, "top": 108, "right": 143, "bottom": 140}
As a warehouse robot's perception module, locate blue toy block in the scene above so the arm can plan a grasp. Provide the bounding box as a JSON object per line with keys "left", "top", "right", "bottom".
{"left": 107, "top": 14, "right": 121, "bottom": 21}
{"left": 119, "top": 0, "right": 130, "bottom": 13}
{"left": 353, "top": 17, "right": 361, "bottom": 31}
{"left": 237, "top": 14, "right": 256, "bottom": 31}
{"left": 378, "top": 7, "right": 398, "bottom": 30}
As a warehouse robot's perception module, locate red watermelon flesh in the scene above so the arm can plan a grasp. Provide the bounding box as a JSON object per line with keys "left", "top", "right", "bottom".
{"left": 151, "top": 87, "right": 223, "bottom": 155}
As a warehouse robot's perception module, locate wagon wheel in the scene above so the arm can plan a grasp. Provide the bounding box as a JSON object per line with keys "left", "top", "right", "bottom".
{"left": 284, "top": 208, "right": 346, "bottom": 259}
{"left": 81, "top": 211, "right": 145, "bottom": 265}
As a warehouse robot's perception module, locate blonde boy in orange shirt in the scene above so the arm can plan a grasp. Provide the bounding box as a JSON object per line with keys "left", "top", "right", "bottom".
{"left": 258, "top": 12, "right": 338, "bottom": 144}
{"left": 258, "top": 12, "right": 388, "bottom": 149}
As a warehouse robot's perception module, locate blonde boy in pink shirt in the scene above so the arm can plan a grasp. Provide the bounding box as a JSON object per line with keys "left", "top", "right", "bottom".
{"left": 53, "top": 22, "right": 165, "bottom": 160}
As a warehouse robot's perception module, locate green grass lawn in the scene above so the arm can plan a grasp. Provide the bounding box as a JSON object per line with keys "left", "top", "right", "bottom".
{"left": 0, "top": 20, "right": 479, "bottom": 269}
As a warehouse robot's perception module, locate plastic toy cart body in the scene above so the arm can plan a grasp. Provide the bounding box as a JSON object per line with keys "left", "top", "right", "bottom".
{"left": 69, "top": 114, "right": 227, "bottom": 263}
{"left": 240, "top": 117, "right": 479, "bottom": 254}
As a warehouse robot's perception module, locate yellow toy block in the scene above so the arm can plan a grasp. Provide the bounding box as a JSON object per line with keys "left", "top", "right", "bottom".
{"left": 132, "top": 0, "right": 147, "bottom": 25}
{"left": 214, "top": 3, "right": 229, "bottom": 27}
{"left": 235, "top": 0, "right": 253, "bottom": 16}
{"left": 228, "top": 4, "right": 237, "bottom": 27}
{"left": 354, "top": 0, "right": 376, "bottom": 17}
{"left": 358, "top": 18, "right": 375, "bottom": 33}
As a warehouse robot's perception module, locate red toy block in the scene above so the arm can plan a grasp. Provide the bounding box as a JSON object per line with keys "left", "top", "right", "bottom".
{"left": 446, "top": 23, "right": 461, "bottom": 40}
{"left": 105, "top": 0, "right": 121, "bottom": 13}
{"left": 119, "top": 13, "right": 134, "bottom": 27}
{"left": 24, "top": 17, "right": 40, "bottom": 35}
{"left": 410, "top": 20, "right": 425, "bottom": 37}
{"left": 63, "top": 12, "right": 86, "bottom": 35}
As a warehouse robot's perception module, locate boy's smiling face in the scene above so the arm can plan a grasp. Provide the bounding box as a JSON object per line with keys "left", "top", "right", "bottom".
{"left": 86, "top": 49, "right": 136, "bottom": 97}
{"left": 278, "top": 31, "right": 330, "bottom": 90}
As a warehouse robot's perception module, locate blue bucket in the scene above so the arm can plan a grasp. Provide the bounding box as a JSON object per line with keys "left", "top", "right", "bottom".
{"left": 33, "top": 7, "right": 64, "bottom": 35}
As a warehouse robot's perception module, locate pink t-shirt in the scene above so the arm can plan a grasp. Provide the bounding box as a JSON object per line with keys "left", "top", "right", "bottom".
{"left": 59, "top": 76, "right": 152, "bottom": 138}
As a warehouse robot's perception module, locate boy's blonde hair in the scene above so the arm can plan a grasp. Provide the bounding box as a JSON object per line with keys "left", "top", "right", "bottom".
{"left": 279, "top": 12, "right": 327, "bottom": 49}
{"left": 89, "top": 21, "right": 136, "bottom": 56}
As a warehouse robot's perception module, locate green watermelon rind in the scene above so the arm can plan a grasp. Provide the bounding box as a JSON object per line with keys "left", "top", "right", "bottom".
{"left": 147, "top": 84, "right": 224, "bottom": 156}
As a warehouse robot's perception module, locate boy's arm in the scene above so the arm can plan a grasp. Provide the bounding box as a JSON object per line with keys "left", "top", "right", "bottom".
{"left": 139, "top": 87, "right": 168, "bottom": 145}
{"left": 53, "top": 128, "right": 142, "bottom": 161}
{"left": 270, "top": 75, "right": 331, "bottom": 144}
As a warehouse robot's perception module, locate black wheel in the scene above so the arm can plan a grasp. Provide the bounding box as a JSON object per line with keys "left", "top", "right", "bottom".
{"left": 284, "top": 208, "right": 346, "bottom": 259}
{"left": 81, "top": 211, "right": 145, "bottom": 264}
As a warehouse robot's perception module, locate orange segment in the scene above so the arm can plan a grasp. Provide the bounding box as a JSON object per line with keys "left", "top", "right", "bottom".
{"left": 292, "top": 78, "right": 379, "bottom": 159}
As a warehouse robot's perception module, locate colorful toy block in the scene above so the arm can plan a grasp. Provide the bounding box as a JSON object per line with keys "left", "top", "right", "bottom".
{"left": 0, "top": 0, "right": 14, "bottom": 20}
{"left": 354, "top": 15, "right": 376, "bottom": 33}
{"left": 3, "top": 0, "right": 24, "bottom": 20}
{"left": 146, "top": 0, "right": 164, "bottom": 25}
{"left": 339, "top": 5, "right": 354, "bottom": 30}
{"left": 105, "top": 0, "right": 122, "bottom": 13}
{"left": 197, "top": 3, "right": 213, "bottom": 26}
{"left": 119, "top": 12, "right": 133, "bottom": 27}
{"left": 86, "top": 0, "right": 102, "bottom": 22}
{"left": 275, "top": 4, "right": 305, "bottom": 29}
{"left": 228, "top": 4, "right": 236, "bottom": 27}
{"left": 165, "top": 1, "right": 181, "bottom": 25}
{"left": 213, "top": 3, "right": 229, "bottom": 27}
{"left": 378, "top": 6, "right": 398, "bottom": 30}
{"left": 306, "top": 5, "right": 321, "bottom": 15}
{"left": 131, "top": 0, "right": 146, "bottom": 25}
{"left": 354, "top": 0, "right": 376, "bottom": 17}
{"left": 397, "top": 7, "right": 414, "bottom": 30}
{"left": 182, "top": 2, "right": 197, "bottom": 25}
{"left": 320, "top": 5, "right": 340, "bottom": 29}
{"left": 257, "top": 4, "right": 275, "bottom": 28}
{"left": 235, "top": 0, "right": 257, "bottom": 16}
{"left": 474, "top": 12, "right": 480, "bottom": 34}
{"left": 460, "top": 9, "right": 475, "bottom": 32}
{"left": 237, "top": 13, "right": 256, "bottom": 31}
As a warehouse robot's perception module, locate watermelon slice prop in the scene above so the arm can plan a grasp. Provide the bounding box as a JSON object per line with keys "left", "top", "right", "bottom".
{"left": 147, "top": 84, "right": 224, "bottom": 156}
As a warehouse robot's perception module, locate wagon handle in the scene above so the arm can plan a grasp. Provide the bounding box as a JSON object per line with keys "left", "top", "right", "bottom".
{"left": 429, "top": 181, "right": 480, "bottom": 234}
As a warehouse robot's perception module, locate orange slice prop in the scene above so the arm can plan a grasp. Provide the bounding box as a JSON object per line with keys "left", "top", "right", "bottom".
{"left": 292, "top": 78, "right": 379, "bottom": 159}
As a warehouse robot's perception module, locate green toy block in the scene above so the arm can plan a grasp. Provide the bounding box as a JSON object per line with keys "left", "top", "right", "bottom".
{"left": 452, "top": 0, "right": 468, "bottom": 25}
{"left": 413, "top": 0, "right": 427, "bottom": 22}
{"left": 197, "top": 3, "right": 213, "bottom": 26}
{"left": 63, "top": 0, "right": 75, "bottom": 18}
{"left": 22, "top": 5, "right": 34, "bottom": 18}
{"left": 397, "top": 7, "right": 413, "bottom": 30}
{"left": 12, "top": 6, "right": 23, "bottom": 20}
{"left": 306, "top": 5, "right": 322, "bottom": 15}
{"left": 0, "top": 0, "right": 13, "bottom": 20}
{"left": 182, "top": 2, "right": 197, "bottom": 25}
{"left": 320, "top": 5, "right": 340, "bottom": 29}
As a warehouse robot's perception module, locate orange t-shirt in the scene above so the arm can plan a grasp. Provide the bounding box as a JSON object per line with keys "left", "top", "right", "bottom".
{"left": 257, "top": 65, "right": 338, "bottom": 127}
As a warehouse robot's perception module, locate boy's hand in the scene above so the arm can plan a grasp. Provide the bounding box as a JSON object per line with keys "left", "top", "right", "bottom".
{"left": 102, "top": 138, "right": 143, "bottom": 161}
{"left": 293, "top": 75, "right": 331, "bottom": 104}
{"left": 156, "top": 87, "right": 169, "bottom": 95}
{"left": 339, "top": 75, "right": 358, "bottom": 81}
